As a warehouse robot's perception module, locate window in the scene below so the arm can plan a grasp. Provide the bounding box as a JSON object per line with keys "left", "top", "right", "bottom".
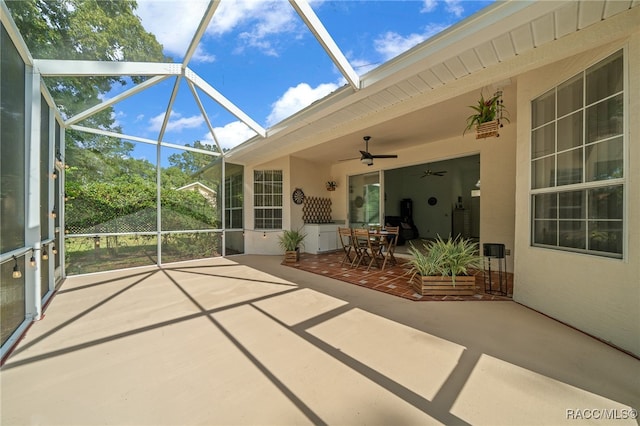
{"left": 254, "top": 170, "right": 282, "bottom": 229}
{"left": 225, "top": 163, "right": 243, "bottom": 229}
{"left": 531, "top": 50, "right": 624, "bottom": 257}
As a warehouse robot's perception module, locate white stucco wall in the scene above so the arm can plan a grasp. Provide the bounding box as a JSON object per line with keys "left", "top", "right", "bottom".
{"left": 514, "top": 35, "right": 640, "bottom": 356}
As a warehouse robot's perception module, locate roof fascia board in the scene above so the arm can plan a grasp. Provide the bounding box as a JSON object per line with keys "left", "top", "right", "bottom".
{"left": 1, "top": 1, "right": 34, "bottom": 66}
{"left": 186, "top": 80, "right": 223, "bottom": 154}
{"left": 185, "top": 67, "right": 266, "bottom": 137}
{"left": 34, "top": 59, "right": 182, "bottom": 76}
{"left": 289, "top": 0, "right": 360, "bottom": 90}
{"left": 69, "top": 124, "right": 221, "bottom": 157}
{"left": 363, "top": 0, "right": 562, "bottom": 87}
{"left": 182, "top": 0, "right": 221, "bottom": 66}
{"left": 65, "top": 75, "right": 170, "bottom": 126}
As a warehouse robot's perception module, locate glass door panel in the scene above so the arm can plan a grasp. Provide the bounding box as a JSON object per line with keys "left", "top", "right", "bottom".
{"left": 349, "top": 171, "right": 380, "bottom": 228}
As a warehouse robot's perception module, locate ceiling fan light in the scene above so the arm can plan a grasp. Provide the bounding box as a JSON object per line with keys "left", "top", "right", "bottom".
{"left": 361, "top": 158, "right": 373, "bottom": 166}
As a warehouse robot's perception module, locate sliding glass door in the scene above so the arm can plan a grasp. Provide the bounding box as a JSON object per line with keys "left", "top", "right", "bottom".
{"left": 349, "top": 171, "right": 380, "bottom": 228}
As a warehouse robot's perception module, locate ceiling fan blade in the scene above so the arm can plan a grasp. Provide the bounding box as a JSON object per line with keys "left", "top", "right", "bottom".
{"left": 371, "top": 154, "right": 398, "bottom": 159}
{"left": 360, "top": 150, "right": 373, "bottom": 159}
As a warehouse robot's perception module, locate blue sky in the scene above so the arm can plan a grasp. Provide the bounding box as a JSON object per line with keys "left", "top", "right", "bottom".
{"left": 103, "top": 0, "right": 494, "bottom": 164}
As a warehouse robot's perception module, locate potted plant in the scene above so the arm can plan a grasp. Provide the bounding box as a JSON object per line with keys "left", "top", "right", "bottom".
{"left": 464, "top": 90, "right": 509, "bottom": 139}
{"left": 278, "top": 228, "right": 307, "bottom": 263}
{"left": 407, "top": 235, "right": 482, "bottom": 296}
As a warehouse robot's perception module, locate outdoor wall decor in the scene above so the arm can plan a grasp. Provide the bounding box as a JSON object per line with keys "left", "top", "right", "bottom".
{"left": 303, "top": 196, "right": 332, "bottom": 223}
{"left": 292, "top": 188, "right": 305, "bottom": 205}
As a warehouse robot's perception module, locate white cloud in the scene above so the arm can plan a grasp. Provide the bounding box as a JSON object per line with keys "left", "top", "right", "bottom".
{"left": 266, "top": 82, "right": 339, "bottom": 127}
{"left": 373, "top": 22, "right": 450, "bottom": 62}
{"left": 202, "top": 121, "right": 257, "bottom": 150}
{"left": 136, "top": 0, "right": 303, "bottom": 60}
{"left": 421, "top": 0, "right": 465, "bottom": 17}
{"left": 374, "top": 32, "right": 427, "bottom": 62}
{"left": 135, "top": 1, "right": 212, "bottom": 61}
{"left": 148, "top": 111, "right": 204, "bottom": 133}
{"left": 444, "top": 0, "right": 465, "bottom": 18}
{"left": 421, "top": 0, "right": 438, "bottom": 13}
{"left": 209, "top": 0, "right": 295, "bottom": 36}
{"left": 110, "top": 110, "right": 125, "bottom": 128}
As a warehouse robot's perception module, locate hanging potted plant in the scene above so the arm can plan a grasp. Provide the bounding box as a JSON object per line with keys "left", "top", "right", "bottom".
{"left": 464, "top": 90, "right": 509, "bottom": 139}
{"left": 407, "top": 235, "right": 482, "bottom": 296}
{"left": 278, "top": 228, "right": 307, "bottom": 263}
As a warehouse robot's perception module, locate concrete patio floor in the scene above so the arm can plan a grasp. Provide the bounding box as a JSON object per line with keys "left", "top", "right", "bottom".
{"left": 1, "top": 255, "right": 638, "bottom": 425}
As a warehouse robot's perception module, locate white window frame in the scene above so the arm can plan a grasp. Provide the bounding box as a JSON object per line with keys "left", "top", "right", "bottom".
{"left": 253, "top": 170, "right": 283, "bottom": 230}
{"left": 225, "top": 171, "right": 243, "bottom": 230}
{"left": 530, "top": 48, "right": 626, "bottom": 259}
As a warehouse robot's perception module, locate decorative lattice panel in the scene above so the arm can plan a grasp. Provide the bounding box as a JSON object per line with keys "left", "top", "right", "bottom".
{"left": 303, "top": 196, "right": 332, "bottom": 223}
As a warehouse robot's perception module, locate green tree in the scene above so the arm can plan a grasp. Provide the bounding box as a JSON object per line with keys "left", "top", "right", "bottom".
{"left": 167, "top": 141, "right": 220, "bottom": 176}
{"left": 6, "top": 0, "right": 168, "bottom": 182}
{"left": 8, "top": 1, "right": 220, "bottom": 242}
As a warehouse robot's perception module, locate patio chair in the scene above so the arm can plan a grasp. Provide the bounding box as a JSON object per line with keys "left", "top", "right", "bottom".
{"left": 338, "top": 227, "right": 355, "bottom": 266}
{"left": 381, "top": 226, "right": 399, "bottom": 271}
{"left": 353, "top": 228, "right": 383, "bottom": 271}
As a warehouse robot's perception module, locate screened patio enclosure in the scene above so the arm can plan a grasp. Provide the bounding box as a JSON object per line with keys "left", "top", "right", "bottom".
{"left": 3, "top": 0, "right": 639, "bottom": 361}
{"left": 2, "top": 0, "right": 447, "bottom": 357}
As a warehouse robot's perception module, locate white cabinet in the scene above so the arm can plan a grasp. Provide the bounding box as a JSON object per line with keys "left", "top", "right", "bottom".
{"left": 304, "top": 224, "right": 338, "bottom": 254}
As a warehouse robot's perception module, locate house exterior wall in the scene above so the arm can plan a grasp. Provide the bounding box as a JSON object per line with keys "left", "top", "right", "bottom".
{"left": 290, "top": 157, "right": 334, "bottom": 236}
{"left": 243, "top": 157, "right": 335, "bottom": 255}
{"left": 514, "top": 34, "right": 640, "bottom": 356}
{"left": 240, "top": 3, "right": 639, "bottom": 357}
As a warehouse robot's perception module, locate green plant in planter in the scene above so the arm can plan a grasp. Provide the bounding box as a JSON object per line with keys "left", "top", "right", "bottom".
{"left": 463, "top": 91, "right": 509, "bottom": 135}
{"left": 407, "top": 235, "right": 482, "bottom": 285}
{"left": 278, "top": 228, "right": 307, "bottom": 252}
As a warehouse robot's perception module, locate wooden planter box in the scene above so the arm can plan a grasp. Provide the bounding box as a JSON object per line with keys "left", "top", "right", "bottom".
{"left": 476, "top": 120, "right": 499, "bottom": 139}
{"left": 284, "top": 249, "right": 300, "bottom": 263}
{"left": 412, "top": 275, "right": 476, "bottom": 296}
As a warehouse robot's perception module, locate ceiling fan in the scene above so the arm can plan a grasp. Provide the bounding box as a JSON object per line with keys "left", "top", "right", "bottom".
{"left": 355, "top": 136, "right": 398, "bottom": 166}
{"left": 420, "top": 169, "right": 447, "bottom": 178}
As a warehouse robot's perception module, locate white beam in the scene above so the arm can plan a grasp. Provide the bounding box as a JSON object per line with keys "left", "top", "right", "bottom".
{"left": 157, "top": 76, "right": 182, "bottom": 144}
{"left": 289, "top": 0, "right": 360, "bottom": 90}
{"left": 68, "top": 124, "right": 220, "bottom": 157}
{"left": 183, "top": 0, "right": 221, "bottom": 66}
{"left": 187, "top": 80, "right": 223, "bottom": 154}
{"left": 34, "top": 60, "right": 182, "bottom": 77}
{"left": 65, "top": 75, "right": 170, "bottom": 126}
{"left": 69, "top": 124, "right": 159, "bottom": 145}
{"left": 185, "top": 68, "right": 266, "bottom": 137}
